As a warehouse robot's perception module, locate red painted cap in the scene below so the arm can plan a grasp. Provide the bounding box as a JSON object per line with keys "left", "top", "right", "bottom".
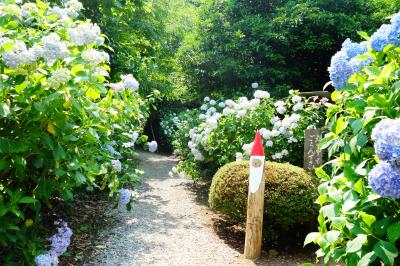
{"left": 251, "top": 131, "right": 265, "bottom": 156}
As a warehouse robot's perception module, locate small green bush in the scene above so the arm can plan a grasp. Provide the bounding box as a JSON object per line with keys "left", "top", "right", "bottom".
{"left": 209, "top": 160, "right": 319, "bottom": 235}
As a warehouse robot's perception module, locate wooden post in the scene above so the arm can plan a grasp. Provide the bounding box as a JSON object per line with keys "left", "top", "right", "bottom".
{"left": 244, "top": 131, "right": 265, "bottom": 259}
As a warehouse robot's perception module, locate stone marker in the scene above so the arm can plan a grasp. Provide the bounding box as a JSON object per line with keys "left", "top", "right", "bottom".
{"left": 304, "top": 125, "right": 323, "bottom": 171}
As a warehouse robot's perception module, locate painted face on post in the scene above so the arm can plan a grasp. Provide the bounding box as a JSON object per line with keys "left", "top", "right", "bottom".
{"left": 251, "top": 158, "right": 262, "bottom": 168}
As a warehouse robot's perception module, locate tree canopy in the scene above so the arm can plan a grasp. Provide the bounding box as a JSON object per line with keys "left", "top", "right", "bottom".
{"left": 178, "top": 0, "right": 400, "bottom": 98}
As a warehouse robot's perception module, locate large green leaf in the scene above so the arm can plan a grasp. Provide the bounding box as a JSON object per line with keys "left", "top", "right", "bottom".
{"left": 373, "top": 240, "right": 398, "bottom": 266}
{"left": 387, "top": 221, "right": 400, "bottom": 244}
{"left": 346, "top": 234, "right": 367, "bottom": 253}
{"left": 357, "top": 252, "right": 376, "bottom": 266}
{"left": 304, "top": 232, "right": 321, "bottom": 246}
{"left": 335, "top": 117, "right": 348, "bottom": 135}
{"left": 359, "top": 212, "right": 376, "bottom": 227}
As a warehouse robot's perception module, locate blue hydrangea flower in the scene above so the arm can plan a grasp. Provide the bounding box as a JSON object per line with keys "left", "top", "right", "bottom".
{"left": 342, "top": 38, "right": 367, "bottom": 58}
{"left": 371, "top": 119, "right": 400, "bottom": 161}
{"left": 35, "top": 252, "right": 59, "bottom": 266}
{"left": 349, "top": 57, "right": 373, "bottom": 74}
{"left": 118, "top": 188, "right": 131, "bottom": 206}
{"left": 390, "top": 12, "right": 400, "bottom": 42}
{"left": 370, "top": 24, "right": 398, "bottom": 51}
{"left": 368, "top": 162, "right": 400, "bottom": 199}
{"left": 35, "top": 221, "right": 72, "bottom": 265}
{"left": 35, "top": 253, "right": 52, "bottom": 266}
{"left": 48, "top": 221, "right": 73, "bottom": 256}
{"left": 328, "top": 51, "right": 354, "bottom": 89}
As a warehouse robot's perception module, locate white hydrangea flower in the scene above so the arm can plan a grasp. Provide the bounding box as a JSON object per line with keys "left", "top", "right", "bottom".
{"left": 66, "top": 0, "right": 83, "bottom": 17}
{"left": 239, "top": 97, "right": 249, "bottom": 103}
{"left": 21, "top": 3, "right": 38, "bottom": 18}
{"left": 209, "top": 99, "right": 216, "bottom": 105}
{"left": 238, "top": 100, "right": 250, "bottom": 110}
{"left": 206, "top": 117, "right": 218, "bottom": 129}
{"left": 94, "top": 67, "right": 109, "bottom": 77}
{"left": 225, "top": 99, "right": 236, "bottom": 107}
{"left": 4, "top": 4, "right": 21, "bottom": 16}
{"left": 291, "top": 95, "right": 302, "bottom": 103}
{"left": 148, "top": 141, "right": 158, "bottom": 153}
{"left": 2, "top": 41, "right": 26, "bottom": 68}
{"left": 218, "top": 102, "right": 226, "bottom": 108}
{"left": 293, "top": 102, "right": 303, "bottom": 111}
{"left": 2, "top": 40, "right": 41, "bottom": 68}
{"left": 254, "top": 90, "right": 270, "bottom": 99}
{"left": 242, "top": 142, "right": 253, "bottom": 155}
{"left": 291, "top": 113, "right": 302, "bottom": 121}
{"left": 271, "top": 130, "right": 280, "bottom": 137}
{"left": 122, "top": 142, "right": 134, "bottom": 148}
{"left": 251, "top": 82, "right": 259, "bottom": 89}
{"left": 47, "top": 6, "right": 69, "bottom": 19}
{"left": 131, "top": 132, "right": 139, "bottom": 143}
{"left": 249, "top": 98, "right": 260, "bottom": 108}
{"left": 265, "top": 140, "right": 273, "bottom": 147}
{"left": 109, "top": 82, "right": 124, "bottom": 92}
{"left": 178, "top": 172, "right": 186, "bottom": 178}
{"left": 261, "top": 129, "right": 272, "bottom": 139}
{"left": 276, "top": 105, "right": 286, "bottom": 114}
{"left": 204, "top": 96, "right": 210, "bottom": 102}
{"left": 236, "top": 110, "right": 247, "bottom": 118}
{"left": 223, "top": 108, "right": 234, "bottom": 115}
{"left": 68, "top": 23, "right": 101, "bottom": 46}
{"left": 207, "top": 107, "right": 216, "bottom": 114}
{"left": 191, "top": 148, "right": 204, "bottom": 161}
{"left": 47, "top": 68, "right": 70, "bottom": 88}
{"left": 235, "top": 152, "right": 243, "bottom": 161}
{"left": 270, "top": 116, "right": 280, "bottom": 124}
{"left": 200, "top": 104, "right": 208, "bottom": 111}
{"left": 188, "top": 141, "right": 195, "bottom": 149}
{"left": 82, "top": 48, "right": 108, "bottom": 66}
{"left": 41, "top": 33, "right": 69, "bottom": 65}
{"left": 272, "top": 152, "right": 283, "bottom": 160}
{"left": 111, "top": 159, "right": 122, "bottom": 172}
{"left": 121, "top": 74, "right": 139, "bottom": 91}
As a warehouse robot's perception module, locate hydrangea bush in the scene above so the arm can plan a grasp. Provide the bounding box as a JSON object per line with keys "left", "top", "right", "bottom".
{"left": 161, "top": 90, "right": 326, "bottom": 180}
{"left": 306, "top": 12, "right": 400, "bottom": 266}
{"left": 0, "top": 0, "right": 150, "bottom": 263}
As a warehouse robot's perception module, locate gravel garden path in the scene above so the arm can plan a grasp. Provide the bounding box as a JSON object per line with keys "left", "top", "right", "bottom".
{"left": 85, "top": 151, "right": 253, "bottom": 266}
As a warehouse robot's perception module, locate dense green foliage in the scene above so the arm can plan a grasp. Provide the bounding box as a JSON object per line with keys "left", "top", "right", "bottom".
{"left": 209, "top": 160, "right": 319, "bottom": 240}
{"left": 48, "top": 0, "right": 198, "bottom": 100}
{"left": 0, "top": 1, "right": 149, "bottom": 263}
{"left": 306, "top": 23, "right": 400, "bottom": 266}
{"left": 179, "top": 0, "right": 400, "bottom": 98}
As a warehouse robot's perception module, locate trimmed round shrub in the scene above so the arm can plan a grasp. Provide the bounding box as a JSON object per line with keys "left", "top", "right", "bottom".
{"left": 209, "top": 160, "right": 319, "bottom": 234}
